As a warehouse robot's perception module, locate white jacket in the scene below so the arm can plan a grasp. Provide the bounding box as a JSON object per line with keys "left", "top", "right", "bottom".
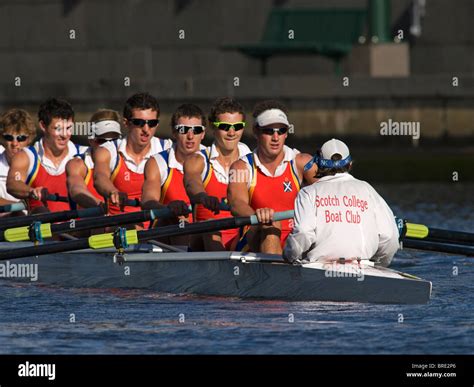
{"left": 283, "top": 173, "right": 399, "bottom": 266}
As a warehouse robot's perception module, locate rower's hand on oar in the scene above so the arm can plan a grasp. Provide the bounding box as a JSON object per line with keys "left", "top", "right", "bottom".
{"left": 194, "top": 193, "right": 221, "bottom": 214}
{"left": 28, "top": 187, "right": 48, "bottom": 203}
{"left": 255, "top": 208, "right": 275, "bottom": 225}
{"left": 108, "top": 191, "right": 129, "bottom": 211}
{"left": 167, "top": 200, "right": 191, "bottom": 217}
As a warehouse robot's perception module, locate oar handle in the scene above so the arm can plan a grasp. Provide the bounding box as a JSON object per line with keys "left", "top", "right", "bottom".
{"left": 149, "top": 205, "right": 192, "bottom": 220}
{"left": 123, "top": 198, "right": 141, "bottom": 207}
{"left": 250, "top": 210, "right": 294, "bottom": 225}
{"left": 0, "top": 202, "right": 27, "bottom": 213}
{"left": 45, "top": 194, "right": 70, "bottom": 203}
{"left": 0, "top": 194, "right": 69, "bottom": 213}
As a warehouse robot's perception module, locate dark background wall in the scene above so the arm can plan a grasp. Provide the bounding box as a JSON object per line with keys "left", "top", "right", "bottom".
{"left": 0, "top": 0, "right": 472, "bottom": 163}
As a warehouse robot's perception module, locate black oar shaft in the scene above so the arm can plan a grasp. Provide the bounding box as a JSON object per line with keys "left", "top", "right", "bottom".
{"left": 426, "top": 228, "right": 474, "bottom": 245}
{"left": 0, "top": 207, "right": 104, "bottom": 231}
{"left": 50, "top": 210, "right": 153, "bottom": 234}
{"left": 139, "top": 217, "right": 240, "bottom": 240}
{"left": 0, "top": 238, "right": 90, "bottom": 259}
{"left": 403, "top": 239, "right": 474, "bottom": 256}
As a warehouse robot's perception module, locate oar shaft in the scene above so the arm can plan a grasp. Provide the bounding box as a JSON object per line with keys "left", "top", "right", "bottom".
{"left": 0, "top": 202, "right": 26, "bottom": 213}
{"left": 45, "top": 194, "right": 69, "bottom": 203}
{"left": 50, "top": 208, "right": 174, "bottom": 234}
{"left": 0, "top": 238, "right": 90, "bottom": 260}
{"left": 0, "top": 194, "right": 69, "bottom": 214}
{"left": 425, "top": 228, "right": 474, "bottom": 245}
{"left": 402, "top": 239, "right": 474, "bottom": 256}
{"left": 0, "top": 206, "right": 104, "bottom": 231}
{"left": 404, "top": 221, "right": 474, "bottom": 245}
{"left": 123, "top": 198, "right": 140, "bottom": 207}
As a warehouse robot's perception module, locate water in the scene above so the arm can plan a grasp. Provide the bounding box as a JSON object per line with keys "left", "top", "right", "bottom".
{"left": 0, "top": 183, "right": 472, "bottom": 354}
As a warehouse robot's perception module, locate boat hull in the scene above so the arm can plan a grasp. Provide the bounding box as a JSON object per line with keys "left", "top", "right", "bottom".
{"left": 0, "top": 244, "right": 432, "bottom": 304}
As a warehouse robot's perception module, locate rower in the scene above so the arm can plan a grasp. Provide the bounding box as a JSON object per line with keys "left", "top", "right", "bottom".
{"left": 283, "top": 138, "right": 399, "bottom": 267}
{"left": 184, "top": 97, "right": 251, "bottom": 251}
{"left": 0, "top": 109, "right": 36, "bottom": 216}
{"left": 6, "top": 98, "right": 86, "bottom": 214}
{"left": 141, "top": 103, "right": 206, "bottom": 244}
{"left": 228, "top": 100, "right": 318, "bottom": 254}
{"left": 93, "top": 92, "right": 172, "bottom": 227}
{"left": 66, "top": 109, "right": 122, "bottom": 209}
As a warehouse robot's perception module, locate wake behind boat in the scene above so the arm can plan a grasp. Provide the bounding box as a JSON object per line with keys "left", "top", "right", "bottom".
{"left": 0, "top": 242, "right": 432, "bottom": 304}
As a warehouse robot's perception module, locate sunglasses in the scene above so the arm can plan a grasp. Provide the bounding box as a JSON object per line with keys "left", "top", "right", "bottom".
{"left": 174, "top": 125, "right": 205, "bottom": 135}
{"left": 2, "top": 134, "right": 29, "bottom": 142}
{"left": 259, "top": 127, "right": 289, "bottom": 136}
{"left": 94, "top": 137, "right": 118, "bottom": 145}
{"left": 129, "top": 118, "right": 160, "bottom": 128}
{"left": 212, "top": 122, "right": 245, "bottom": 131}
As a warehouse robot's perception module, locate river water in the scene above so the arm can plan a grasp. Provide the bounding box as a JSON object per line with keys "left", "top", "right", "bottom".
{"left": 0, "top": 183, "right": 472, "bottom": 354}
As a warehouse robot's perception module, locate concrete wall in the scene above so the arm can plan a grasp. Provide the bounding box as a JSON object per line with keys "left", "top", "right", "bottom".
{"left": 0, "top": 0, "right": 472, "bottom": 141}
{"left": 1, "top": 0, "right": 473, "bottom": 79}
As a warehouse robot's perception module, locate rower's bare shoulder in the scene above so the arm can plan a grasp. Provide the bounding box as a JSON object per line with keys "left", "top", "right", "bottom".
{"left": 295, "top": 152, "right": 313, "bottom": 165}
{"left": 183, "top": 153, "right": 204, "bottom": 174}
{"left": 9, "top": 148, "right": 29, "bottom": 169}
{"left": 184, "top": 152, "right": 205, "bottom": 167}
{"left": 93, "top": 146, "right": 111, "bottom": 164}
{"left": 230, "top": 158, "right": 248, "bottom": 171}
{"left": 66, "top": 157, "right": 86, "bottom": 173}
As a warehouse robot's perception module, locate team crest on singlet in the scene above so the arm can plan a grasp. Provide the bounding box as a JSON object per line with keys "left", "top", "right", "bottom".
{"left": 283, "top": 179, "right": 292, "bottom": 192}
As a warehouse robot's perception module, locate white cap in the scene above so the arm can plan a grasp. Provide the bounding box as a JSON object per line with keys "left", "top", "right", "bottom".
{"left": 89, "top": 120, "right": 121, "bottom": 139}
{"left": 320, "top": 138, "right": 350, "bottom": 160}
{"left": 256, "top": 109, "right": 291, "bottom": 127}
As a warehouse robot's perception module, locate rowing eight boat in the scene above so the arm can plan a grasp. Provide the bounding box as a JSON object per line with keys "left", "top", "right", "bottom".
{"left": 0, "top": 242, "right": 432, "bottom": 304}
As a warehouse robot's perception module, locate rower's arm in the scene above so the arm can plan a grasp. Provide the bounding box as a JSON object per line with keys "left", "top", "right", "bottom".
{"left": 296, "top": 153, "right": 318, "bottom": 186}
{"left": 0, "top": 197, "right": 17, "bottom": 206}
{"left": 183, "top": 153, "right": 206, "bottom": 201}
{"left": 93, "top": 147, "right": 117, "bottom": 199}
{"left": 141, "top": 158, "right": 165, "bottom": 210}
{"left": 6, "top": 151, "right": 34, "bottom": 199}
{"left": 227, "top": 159, "right": 254, "bottom": 217}
{"left": 66, "top": 158, "right": 101, "bottom": 208}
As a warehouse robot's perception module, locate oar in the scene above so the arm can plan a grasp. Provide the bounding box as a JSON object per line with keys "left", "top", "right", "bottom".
{"left": 402, "top": 239, "right": 474, "bottom": 256}
{"left": 45, "top": 193, "right": 70, "bottom": 203}
{"left": 123, "top": 198, "right": 140, "bottom": 207}
{"left": 0, "top": 206, "right": 105, "bottom": 231}
{"left": 0, "top": 202, "right": 26, "bottom": 213}
{"left": 0, "top": 210, "right": 294, "bottom": 260}
{"left": 0, "top": 194, "right": 70, "bottom": 214}
{"left": 404, "top": 222, "right": 474, "bottom": 245}
{"left": 1, "top": 207, "right": 191, "bottom": 243}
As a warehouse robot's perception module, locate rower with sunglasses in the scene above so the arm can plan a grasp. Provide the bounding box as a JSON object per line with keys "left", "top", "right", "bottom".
{"left": 183, "top": 97, "right": 251, "bottom": 251}
{"left": 93, "top": 93, "right": 172, "bottom": 226}
{"left": 7, "top": 98, "right": 86, "bottom": 214}
{"left": 0, "top": 109, "right": 36, "bottom": 215}
{"left": 66, "top": 109, "right": 122, "bottom": 209}
{"left": 228, "top": 100, "right": 318, "bottom": 255}
{"left": 142, "top": 104, "right": 207, "bottom": 244}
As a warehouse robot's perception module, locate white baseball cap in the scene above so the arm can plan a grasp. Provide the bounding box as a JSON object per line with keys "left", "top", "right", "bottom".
{"left": 89, "top": 120, "right": 121, "bottom": 139}
{"left": 256, "top": 109, "right": 291, "bottom": 127}
{"left": 320, "top": 138, "right": 350, "bottom": 160}
{"left": 304, "top": 138, "right": 351, "bottom": 172}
